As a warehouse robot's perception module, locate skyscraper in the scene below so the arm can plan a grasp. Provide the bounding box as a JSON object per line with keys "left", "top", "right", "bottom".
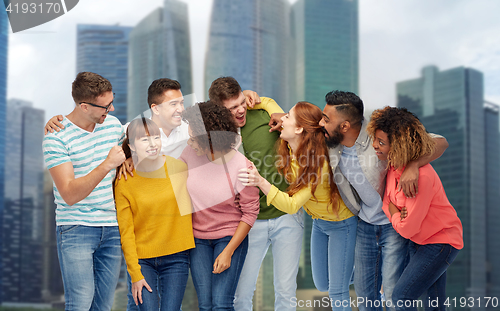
{"left": 128, "top": 0, "right": 193, "bottom": 120}
{"left": 204, "top": 0, "right": 292, "bottom": 110}
{"left": 397, "top": 65, "right": 487, "bottom": 305}
{"left": 484, "top": 101, "right": 500, "bottom": 309}
{"left": 2, "top": 99, "right": 45, "bottom": 303}
{"left": 0, "top": 8, "right": 8, "bottom": 304}
{"left": 293, "top": 0, "right": 359, "bottom": 109}
{"left": 76, "top": 24, "right": 132, "bottom": 124}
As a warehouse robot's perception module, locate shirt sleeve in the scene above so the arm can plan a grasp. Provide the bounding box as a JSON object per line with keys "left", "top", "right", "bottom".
{"left": 390, "top": 174, "right": 435, "bottom": 239}
{"left": 237, "top": 185, "right": 260, "bottom": 227}
{"left": 118, "top": 123, "right": 126, "bottom": 146}
{"left": 43, "top": 135, "right": 71, "bottom": 169}
{"left": 428, "top": 132, "right": 444, "bottom": 139}
{"left": 251, "top": 97, "right": 284, "bottom": 116}
{"left": 266, "top": 165, "right": 329, "bottom": 214}
{"left": 114, "top": 181, "right": 143, "bottom": 283}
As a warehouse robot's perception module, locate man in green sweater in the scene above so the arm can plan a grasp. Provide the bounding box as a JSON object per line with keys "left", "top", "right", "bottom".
{"left": 208, "top": 77, "right": 303, "bottom": 311}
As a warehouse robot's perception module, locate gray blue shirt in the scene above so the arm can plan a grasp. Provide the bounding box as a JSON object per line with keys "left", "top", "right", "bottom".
{"left": 338, "top": 145, "right": 389, "bottom": 225}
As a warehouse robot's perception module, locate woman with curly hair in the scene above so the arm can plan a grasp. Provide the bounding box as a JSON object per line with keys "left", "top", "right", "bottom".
{"left": 239, "top": 101, "right": 356, "bottom": 311}
{"left": 367, "top": 106, "right": 463, "bottom": 311}
{"left": 180, "top": 101, "right": 260, "bottom": 311}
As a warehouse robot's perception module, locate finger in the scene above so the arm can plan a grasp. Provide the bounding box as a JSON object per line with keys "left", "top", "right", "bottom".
{"left": 238, "top": 178, "right": 250, "bottom": 185}
{"left": 133, "top": 291, "right": 138, "bottom": 306}
{"left": 57, "top": 115, "right": 64, "bottom": 121}
{"left": 238, "top": 168, "right": 249, "bottom": 173}
{"left": 269, "top": 123, "right": 281, "bottom": 132}
{"left": 402, "top": 185, "right": 410, "bottom": 198}
{"left": 245, "top": 97, "right": 255, "bottom": 108}
{"left": 414, "top": 184, "right": 418, "bottom": 196}
{"left": 138, "top": 287, "right": 143, "bottom": 304}
{"left": 409, "top": 186, "right": 416, "bottom": 198}
{"left": 145, "top": 282, "right": 153, "bottom": 293}
{"left": 213, "top": 260, "right": 218, "bottom": 274}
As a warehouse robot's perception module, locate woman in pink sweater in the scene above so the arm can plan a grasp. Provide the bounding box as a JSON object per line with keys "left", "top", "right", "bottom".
{"left": 180, "top": 101, "right": 260, "bottom": 311}
{"left": 367, "top": 107, "right": 463, "bottom": 311}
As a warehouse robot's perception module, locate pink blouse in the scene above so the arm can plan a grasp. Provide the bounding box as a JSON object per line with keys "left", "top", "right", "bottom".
{"left": 382, "top": 164, "right": 463, "bottom": 249}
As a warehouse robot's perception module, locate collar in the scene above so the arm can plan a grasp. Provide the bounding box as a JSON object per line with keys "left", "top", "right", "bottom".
{"left": 354, "top": 120, "right": 371, "bottom": 147}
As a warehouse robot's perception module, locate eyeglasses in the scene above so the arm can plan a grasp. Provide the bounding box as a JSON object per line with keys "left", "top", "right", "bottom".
{"left": 79, "top": 93, "right": 115, "bottom": 113}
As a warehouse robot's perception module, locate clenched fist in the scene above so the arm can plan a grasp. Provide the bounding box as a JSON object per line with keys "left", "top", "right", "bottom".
{"left": 105, "top": 146, "right": 126, "bottom": 169}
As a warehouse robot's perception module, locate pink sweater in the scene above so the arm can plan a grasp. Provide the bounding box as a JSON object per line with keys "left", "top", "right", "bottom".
{"left": 180, "top": 147, "right": 260, "bottom": 239}
{"left": 383, "top": 164, "right": 463, "bottom": 250}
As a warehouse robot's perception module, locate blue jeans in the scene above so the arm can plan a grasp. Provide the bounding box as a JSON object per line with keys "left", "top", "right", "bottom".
{"left": 353, "top": 219, "right": 408, "bottom": 311}
{"left": 392, "top": 242, "right": 459, "bottom": 311}
{"left": 127, "top": 272, "right": 139, "bottom": 311}
{"left": 190, "top": 236, "right": 248, "bottom": 311}
{"left": 311, "top": 217, "right": 357, "bottom": 311}
{"left": 234, "top": 212, "right": 304, "bottom": 311}
{"left": 56, "top": 225, "right": 122, "bottom": 311}
{"left": 136, "top": 252, "right": 190, "bottom": 311}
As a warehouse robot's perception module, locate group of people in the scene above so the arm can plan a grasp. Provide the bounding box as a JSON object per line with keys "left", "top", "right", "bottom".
{"left": 43, "top": 71, "right": 463, "bottom": 311}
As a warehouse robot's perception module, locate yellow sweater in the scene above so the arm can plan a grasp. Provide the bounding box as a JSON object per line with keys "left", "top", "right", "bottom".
{"left": 114, "top": 156, "right": 195, "bottom": 283}
{"left": 267, "top": 159, "right": 354, "bottom": 221}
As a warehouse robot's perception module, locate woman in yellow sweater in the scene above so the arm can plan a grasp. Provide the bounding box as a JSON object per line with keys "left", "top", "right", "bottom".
{"left": 239, "top": 102, "right": 357, "bottom": 311}
{"left": 114, "top": 118, "right": 195, "bottom": 311}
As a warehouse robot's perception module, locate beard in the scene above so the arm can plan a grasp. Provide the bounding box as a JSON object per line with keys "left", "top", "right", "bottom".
{"left": 324, "top": 124, "right": 344, "bottom": 148}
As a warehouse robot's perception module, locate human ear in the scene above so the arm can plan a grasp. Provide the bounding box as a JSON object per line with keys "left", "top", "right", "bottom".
{"left": 151, "top": 104, "right": 160, "bottom": 115}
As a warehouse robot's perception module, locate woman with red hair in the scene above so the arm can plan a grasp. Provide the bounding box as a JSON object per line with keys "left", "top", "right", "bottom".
{"left": 239, "top": 101, "right": 356, "bottom": 311}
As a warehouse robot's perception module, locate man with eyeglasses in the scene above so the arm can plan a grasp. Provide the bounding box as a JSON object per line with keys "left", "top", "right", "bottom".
{"left": 42, "top": 72, "right": 126, "bottom": 311}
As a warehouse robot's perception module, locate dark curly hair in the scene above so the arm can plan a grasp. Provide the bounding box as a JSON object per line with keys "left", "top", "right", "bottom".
{"left": 325, "top": 90, "right": 364, "bottom": 126}
{"left": 182, "top": 101, "right": 239, "bottom": 152}
{"left": 367, "top": 106, "right": 435, "bottom": 169}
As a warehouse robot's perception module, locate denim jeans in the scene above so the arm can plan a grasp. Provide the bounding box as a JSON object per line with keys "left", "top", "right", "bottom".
{"left": 190, "top": 236, "right": 248, "bottom": 311}
{"left": 127, "top": 272, "right": 139, "bottom": 311}
{"left": 56, "top": 225, "right": 122, "bottom": 311}
{"left": 234, "top": 212, "right": 304, "bottom": 311}
{"left": 136, "top": 251, "right": 190, "bottom": 311}
{"left": 311, "top": 217, "right": 357, "bottom": 311}
{"left": 353, "top": 219, "right": 409, "bottom": 311}
{"left": 392, "top": 242, "right": 459, "bottom": 311}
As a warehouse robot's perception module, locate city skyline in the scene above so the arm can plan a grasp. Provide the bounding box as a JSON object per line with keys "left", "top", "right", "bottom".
{"left": 1, "top": 1, "right": 500, "bottom": 310}
{"left": 396, "top": 65, "right": 498, "bottom": 309}
{"left": 204, "top": 0, "right": 292, "bottom": 110}
{"left": 127, "top": 0, "right": 193, "bottom": 120}
{"left": 4, "top": 0, "right": 500, "bottom": 123}
{"left": 76, "top": 24, "right": 133, "bottom": 124}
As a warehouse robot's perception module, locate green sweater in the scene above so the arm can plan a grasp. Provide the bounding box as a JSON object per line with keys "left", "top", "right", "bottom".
{"left": 241, "top": 108, "right": 289, "bottom": 219}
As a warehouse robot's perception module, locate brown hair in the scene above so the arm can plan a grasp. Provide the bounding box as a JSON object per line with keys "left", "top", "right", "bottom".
{"left": 147, "top": 78, "right": 182, "bottom": 108}
{"left": 72, "top": 72, "right": 113, "bottom": 104}
{"left": 182, "top": 101, "right": 239, "bottom": 153}
{"left": 367, "top": 106, "right": 436, "bottom": 169}
{"left": 277, "top": 102, "right": 340, "bottom": 213}
{"left": 208, "top": 77, "right": 242, "bottom": 104}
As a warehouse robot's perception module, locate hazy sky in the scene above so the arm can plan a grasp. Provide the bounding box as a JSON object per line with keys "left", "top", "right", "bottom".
{"left": 5, "top": 0, "right": 500, "bottom": 122}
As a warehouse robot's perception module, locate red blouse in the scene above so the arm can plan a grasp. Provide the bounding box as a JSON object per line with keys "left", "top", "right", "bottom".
{"left": 382, "top": 164, "right": 463, "bottom": 249}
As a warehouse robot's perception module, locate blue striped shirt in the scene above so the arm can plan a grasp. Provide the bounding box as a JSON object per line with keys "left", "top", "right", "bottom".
{"left": 43, "top": 115, "right": 124, "bottom": 226}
